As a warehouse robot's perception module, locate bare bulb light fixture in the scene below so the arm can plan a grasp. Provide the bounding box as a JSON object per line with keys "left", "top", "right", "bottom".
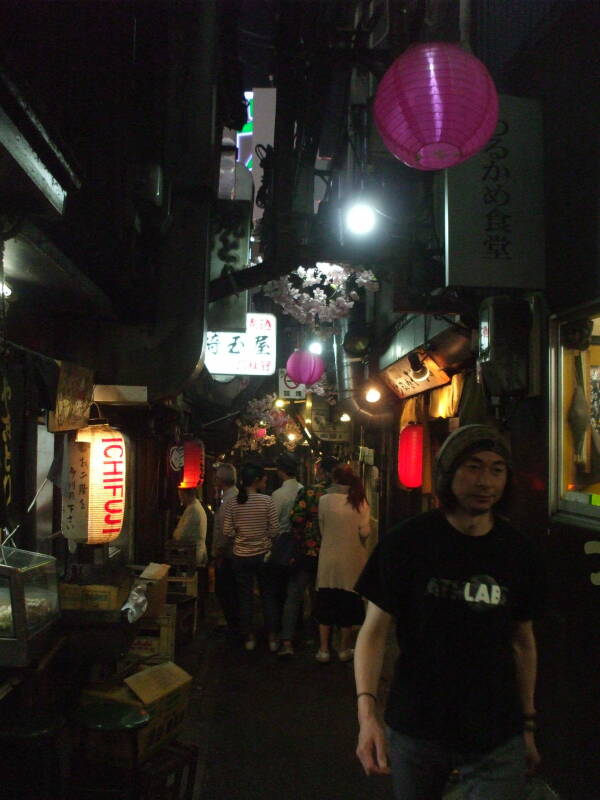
{"left": 408, "top": 352, "right": 430, "bottom": 382}
{"left": 345, "top": 202, "right": 376, "bottom": 235}
{"left": 365, "top": 387, "right": 381, "bottom": 403}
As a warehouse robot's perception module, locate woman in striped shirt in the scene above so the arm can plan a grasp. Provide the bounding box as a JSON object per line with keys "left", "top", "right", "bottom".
{"left": 223, "top": 462, "right": 280, "bottom": 651}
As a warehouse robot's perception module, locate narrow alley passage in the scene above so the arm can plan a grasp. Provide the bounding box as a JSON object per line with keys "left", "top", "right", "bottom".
{"left": 178, "top": 601, "right": 395, "bottom": 800}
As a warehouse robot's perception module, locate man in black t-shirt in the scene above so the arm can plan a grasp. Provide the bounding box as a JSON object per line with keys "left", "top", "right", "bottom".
{"left": 354, "top": 424, "right": 545, "bottom": 800}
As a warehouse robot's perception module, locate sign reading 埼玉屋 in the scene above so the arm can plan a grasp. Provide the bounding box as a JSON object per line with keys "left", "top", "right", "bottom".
{"left": 205, "top": 313, "right": 277, "bottom": 376}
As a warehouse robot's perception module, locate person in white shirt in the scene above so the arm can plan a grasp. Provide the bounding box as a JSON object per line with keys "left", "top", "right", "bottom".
{"left": 212, "top": 463, "right": 240, "bottom": 633}
{"left": 315, "top": 464, "right": 370, "bottom": 663}
{"left": 173, "top": 486, "right": 208, "bottom": 568}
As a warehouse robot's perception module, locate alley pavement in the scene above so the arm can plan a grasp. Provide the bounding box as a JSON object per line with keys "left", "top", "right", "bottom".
{"left": 177, "top": 599, "right": 395, "bottom": 800}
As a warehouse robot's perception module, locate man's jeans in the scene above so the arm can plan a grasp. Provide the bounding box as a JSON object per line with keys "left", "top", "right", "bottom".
{"left": 232, "top": 554, "right": 280, "bottom": 637}
{"left": 388, "top": 729, "right": 526, "bottom": 800}
{"left": 281, "top": 568, "right": 313, "bottom": 642}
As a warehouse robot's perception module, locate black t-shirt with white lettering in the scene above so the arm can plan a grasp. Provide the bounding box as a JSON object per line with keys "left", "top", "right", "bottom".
{"left": 355, "top": 509, "right": 545, "bottom": 755}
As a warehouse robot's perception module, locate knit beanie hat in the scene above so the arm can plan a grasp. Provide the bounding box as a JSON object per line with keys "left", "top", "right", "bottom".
{"left": 434, "top": 424, "right": 512, "bottom": 503}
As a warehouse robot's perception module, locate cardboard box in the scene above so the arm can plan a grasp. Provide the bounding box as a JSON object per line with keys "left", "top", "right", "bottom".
{"left": 59, "top": 578, "right": 131, "bottom": 611}
{"left": 129, "top": 562, "right": 170, "bottom": 618}
{"left": 80, "top": 660, "right": 192, "bottom": 765}
{"left": 128, "top": 604, "right": 176, "bottom": 660}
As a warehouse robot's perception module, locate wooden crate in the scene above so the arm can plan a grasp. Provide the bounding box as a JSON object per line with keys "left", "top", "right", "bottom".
{"left": 128, "top": 604, "right": 176, "bottom": 660}
{"left": 138, "top": 741, "right": 198, "bottom": 800}
{"left": 167, "top": 594, "right": 197, "bottom": 647}
{"left": 167, "top": 573, "right": 198, "bottom": 598}
{"left": 164, "top": 540, "right": 197, "bottom": 569}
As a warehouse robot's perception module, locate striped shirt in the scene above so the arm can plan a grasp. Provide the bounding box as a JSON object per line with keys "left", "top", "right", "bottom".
{"left": 223, "top": 492, "right": 279, "bottom": 557}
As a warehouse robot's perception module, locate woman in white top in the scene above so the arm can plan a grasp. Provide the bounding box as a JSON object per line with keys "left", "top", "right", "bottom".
{"left": 173, "top": 486, "right": 208, "bottom": 567}
{"left": 315, "top": 464, "right": 370, "bottom": 663}
{"left": 223, "top": 462, "right": 279, "bottom": 651}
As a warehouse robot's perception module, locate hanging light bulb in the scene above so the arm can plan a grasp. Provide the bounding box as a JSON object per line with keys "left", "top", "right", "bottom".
{"left": 408, "top": 352, "right": 430, "bottom": 382}
{"left": 340, "top": 413, "right": 351, "bottom": 422}
{"left": 365, "top": 387, "right": 381, "bottom": 403}
{"left": 345, "top": 202, "right": 376, "bottom": 235}
{"left": 308, "top": 340, "right": 323, "bottom": 355}
{"left": 275, "top": 398, "right": 286, "bottom": 408}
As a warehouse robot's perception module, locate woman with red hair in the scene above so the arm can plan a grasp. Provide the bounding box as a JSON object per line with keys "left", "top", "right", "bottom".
{"left": 315, "top": 464, "right": 371, "bottom": 663}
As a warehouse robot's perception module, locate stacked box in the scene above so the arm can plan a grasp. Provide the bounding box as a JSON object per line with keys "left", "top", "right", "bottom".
{"left": 128, "top": 604, "right": 176, "bottom": 660}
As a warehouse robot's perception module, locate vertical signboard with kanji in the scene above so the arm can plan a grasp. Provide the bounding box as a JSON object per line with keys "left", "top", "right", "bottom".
{"left": 442, "top": 94, "right": 545, "bottom": 289}
{"left": 62, "top": 439, "right": 90, "bottom": 541}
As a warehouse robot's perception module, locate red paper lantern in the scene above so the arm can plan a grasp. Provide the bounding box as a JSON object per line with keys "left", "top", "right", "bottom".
{"left": 398, "top": 424, "right": 423, "bottom": 488}
{"left": 255, "top": 427, "right": 267, "bottom": 440}
{"left": 179, "top": 440, "right": 205, "bottom": 488}
{"left": 373, "top": 42, "right": 499, "bottom": 170}
{"left": 286, "top": 350, "right": 325, "bottom": 387}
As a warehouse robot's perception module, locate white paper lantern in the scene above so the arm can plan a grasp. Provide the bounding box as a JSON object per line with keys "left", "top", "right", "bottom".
{"left": 62, "top": 423, "right": 126, "bottom": 544}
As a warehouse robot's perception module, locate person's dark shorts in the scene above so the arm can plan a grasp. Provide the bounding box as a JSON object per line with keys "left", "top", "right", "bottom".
{"left": 314, "top": 588, "right": 365, "bottom": 626}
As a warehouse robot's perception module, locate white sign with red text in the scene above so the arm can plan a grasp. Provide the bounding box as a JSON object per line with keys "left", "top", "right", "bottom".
{"left": 205, "top": 313, "right": 277, "bottom": 376}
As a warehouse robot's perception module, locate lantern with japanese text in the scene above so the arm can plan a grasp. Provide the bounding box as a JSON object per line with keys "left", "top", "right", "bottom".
{"left": 62, "top": 421, "right": 127, "bottom": 544}
{"left": 397, "top": 424, "right": 423, "bottom": 488}
{"left": 374, "top": 42, "right": 498, "bottom": 170}
{"left": 178, "top": 440, "right": 205, "bottom": 488}
{"left": 286, "top": 350, "right": 325, "bottom": 387}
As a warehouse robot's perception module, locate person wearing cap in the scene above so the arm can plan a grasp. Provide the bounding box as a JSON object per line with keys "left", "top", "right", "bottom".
{"left": 354, "top": 425, "right": 545, "bottom": 800}
{"left": 279, "top": 455, "right": 339, "bottom": 656}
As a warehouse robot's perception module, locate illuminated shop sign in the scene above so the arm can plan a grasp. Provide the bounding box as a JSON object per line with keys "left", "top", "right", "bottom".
{"left": 205, "top": 313, "right": 277, "bottom": 376}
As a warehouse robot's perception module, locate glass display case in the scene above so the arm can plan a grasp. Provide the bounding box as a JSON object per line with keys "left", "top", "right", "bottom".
{"left": 0, "top": 548, "right": 60, "bottom": 667}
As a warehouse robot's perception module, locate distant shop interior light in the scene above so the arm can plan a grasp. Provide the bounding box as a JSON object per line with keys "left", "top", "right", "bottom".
{"left": 275, "top": 398, "right": 286, "bottom": 408}
{"left": 345, "top": 202, "right": 376, "bottom": 235}
{"left": 340, "top": 412, "right": 351, "bottom": 422}
{"left": 365, "top": 386, "right": 381, "bottom": 403}
{"left": 0, "top": 282, "right": 11, "bottom": 298}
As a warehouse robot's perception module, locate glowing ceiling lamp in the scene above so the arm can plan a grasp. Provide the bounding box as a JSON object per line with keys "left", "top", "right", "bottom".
{"left": 345, "top": 202, "right": 376, "bottom": 235}
{"left": 365, "top": 387, "right": 381, "bottom": 403}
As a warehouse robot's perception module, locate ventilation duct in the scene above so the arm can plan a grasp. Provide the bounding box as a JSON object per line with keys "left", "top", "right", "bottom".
{"left": 334, "top": 317, "right": 394, "bottom": 426}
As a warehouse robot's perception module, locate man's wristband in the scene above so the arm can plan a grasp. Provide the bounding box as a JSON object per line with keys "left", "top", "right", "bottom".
{"left": 357, "top": 692, "right": 377, "bottom": 703}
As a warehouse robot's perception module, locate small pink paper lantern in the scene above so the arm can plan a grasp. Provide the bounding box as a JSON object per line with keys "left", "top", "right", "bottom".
{"left": 374, "top": 42, "right": 499, "bottom": 171}
{"left": 255, "top": 427, "right": 267, "bottom": 440}
{"left": 286, "top": 350, "right": 325, "bottom": 387}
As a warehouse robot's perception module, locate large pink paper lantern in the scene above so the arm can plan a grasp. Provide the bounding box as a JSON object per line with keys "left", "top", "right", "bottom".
{"left": 373, "top": 42, "right": 499, "bottom": 171}
{"left": 286, "top": 350, "right": 325, "bottom": 387}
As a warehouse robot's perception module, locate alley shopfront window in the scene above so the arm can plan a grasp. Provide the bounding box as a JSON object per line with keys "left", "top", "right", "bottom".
{"left": 554, "top": 310, "right": 600, "bottom": 525}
